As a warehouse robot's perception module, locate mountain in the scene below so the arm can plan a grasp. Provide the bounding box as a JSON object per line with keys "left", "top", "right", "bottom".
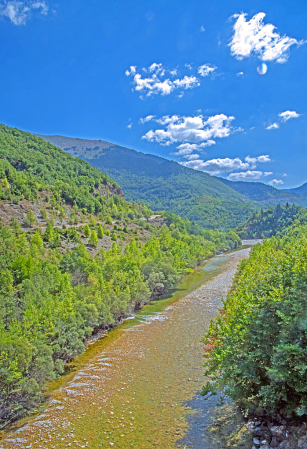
{"left": 283, "top": 181, "right": 307, "bottom": 197}
{"left": 216, "top": 178, "right": 307, "bottom": 208}
{"left": 37, "top": 134, "right": 307, "bottom": 230}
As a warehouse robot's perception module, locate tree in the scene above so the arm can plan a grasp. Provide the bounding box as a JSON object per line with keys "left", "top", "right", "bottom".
{"left": 106, "top": 229, "right": 111, "bottom": 237}
{"left": 26, "top": 210, "right": 36, "bottom": 227}
{"left": 84, "top": 224, "right": 91, "bottom": 237}
{"left": 44, "top": 222, "right": 54, "bottom": 242}
{"left": 88, "top": 230, "right": 98, "bottom": 247}
{"left": 1, "top": 177, "right": 9, "bottom": 189}
{"left": 111, "top": 232, "right": 118, "bottom": 241}
{"left": 98, "top": 224, "right": 104, "bottom": 239}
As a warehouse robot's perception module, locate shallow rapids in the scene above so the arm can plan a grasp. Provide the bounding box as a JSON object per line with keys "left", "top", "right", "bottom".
{"left": 1, "top": 240, "right": 260, "bottom": 449}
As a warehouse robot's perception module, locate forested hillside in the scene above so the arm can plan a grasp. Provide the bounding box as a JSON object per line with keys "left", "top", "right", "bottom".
{"left": 37, "top": 134, "right": 307, "bottom": 230}
{"left": 0, "top": 124, "right": 241, "bottom": 426}
{"left": 203, "top": 219, "right": 307, "bottom": 421}
{"left": 37, "top": 134, "right": 257, "bottom": 230}
{"left": 284, "top": 181, "right": 307, "bottom": 197}
{"left": 217, "top": 177, "right": 307, "bottom": 208}
{"left": 237, "top": 203, "right": 303, "bottom": 238}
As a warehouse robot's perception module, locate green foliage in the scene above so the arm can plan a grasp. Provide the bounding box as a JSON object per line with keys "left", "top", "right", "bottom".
{"left": 24, "top": 209, "right": 36, "bottom": 227}
{"left": 84, "top": 224, "right": 91, "bottom": 238}
{"left": 0, "top": 124, "right": 119, "bottom": 213}
{"left": 237, "top": 203, "right": 302, "bottom": 238}
{"left": 203, "top": 222, "right": 307, "bottom": 418}
{"left": 111, "top": 232, "right": 118, "bottom": 241}
{"left": 106, "top": 229, "right": 111, "bottom": 237}
{"left": 98, "top": 224, "right": 104, "bottom": 239}
{"left": 88, "top": 230, "right": 98, "bottom": 247}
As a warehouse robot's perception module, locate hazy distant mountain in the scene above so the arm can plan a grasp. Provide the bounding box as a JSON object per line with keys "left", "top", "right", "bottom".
{"left": 283, "top": 182, "right": 307, "bottom": 197}
{"left": 37, "top": 134, "right": 307, "bottom": 229}
{"left": 217, "top": 178, "right": 307, "bottom": 208}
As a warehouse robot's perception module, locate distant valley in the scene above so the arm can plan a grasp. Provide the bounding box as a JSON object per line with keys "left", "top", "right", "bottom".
{"left": 37, "top": 134, "right": 307, "bottom": 230}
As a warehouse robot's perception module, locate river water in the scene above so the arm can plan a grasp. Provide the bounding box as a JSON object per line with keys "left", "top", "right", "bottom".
{"left": 1, "top": 240, "right": 260, "bottom": 449}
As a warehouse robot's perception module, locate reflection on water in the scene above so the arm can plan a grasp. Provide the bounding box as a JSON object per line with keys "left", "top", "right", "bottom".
{"left": 1, "top": 241, "right": 260, "bottom": 449}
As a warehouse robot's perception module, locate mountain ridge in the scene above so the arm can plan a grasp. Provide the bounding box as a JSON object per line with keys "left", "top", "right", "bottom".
{"left": 36, "top": 134, "right": 307, "bottom": 229}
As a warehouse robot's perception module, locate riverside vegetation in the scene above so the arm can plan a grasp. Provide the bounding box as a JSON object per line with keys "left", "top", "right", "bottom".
{"left": 203, "top": 217, "right": 307, "bottom": 421}
{"left": 0, "top": 124, "right": 241, "bottom": 428}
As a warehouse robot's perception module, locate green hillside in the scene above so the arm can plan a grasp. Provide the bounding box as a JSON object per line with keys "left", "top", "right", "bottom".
{"left": 37, "top": 134, "right": 257, "bottom": 230}
{"left": 38, "top": 134, "right": 307, "bottom": 230}
{"left": 216, "top": 177, "right": 307, "bottom": 208}
{"left": 284, "top": 181, "right": 307, "bottom": 197}
{"left": 236, "top": 203, "right": 303, "bottom": 238}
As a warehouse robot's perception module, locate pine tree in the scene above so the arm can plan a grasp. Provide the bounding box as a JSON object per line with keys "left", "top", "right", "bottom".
{"left": 98, "top": 224, "right": 104, "bottom": 239}
{"left": 44, "top": 222, "right": 54, "bottom": 242}
{"left": 26, "top": 210, "right": 36, "bottom": 227}
{"left": 89, "top": 230, "right": 98, "bottom": 247}
{"left": 111, "top": 232, "right": 118, "bottom": 241}
{"left": 84, "top": 224, "right": 91, "bottom": 237}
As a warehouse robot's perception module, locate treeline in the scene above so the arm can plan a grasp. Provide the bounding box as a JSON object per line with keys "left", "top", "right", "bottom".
{"left": 203, "top": 220, "right": 307, "bottom": 418}
{"left": 237, "top": 203, "right": 302, "bottom": 238}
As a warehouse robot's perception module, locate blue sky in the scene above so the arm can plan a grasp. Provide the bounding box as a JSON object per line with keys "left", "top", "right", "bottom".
{"left": 1, "top": 0, "right": 307, "bottom": 188}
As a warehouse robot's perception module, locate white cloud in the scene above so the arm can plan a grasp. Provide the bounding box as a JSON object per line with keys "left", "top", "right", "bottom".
{"left": 245, "top": 154, "right": 270, "bottom": 168}
{"left": 200, "top": 25, "right": 205, "bottom": 32}
{"left": 125, "top": 66, "right": 137, "bottom": 76}
{"left": 279, "top": 110, "right": 300, "bottom": 121}
{"left": 125, "top": 63, "right": 200, "bottom": 97}
{"left": 142, "top": 114, "right": 235, "bottom": 146}
{"left": 172, "top": 141, "right": 215, "bottom": 157}
{"left": 185, "top": 63, "right": 193, "bottom": 70}
{"left": 127, "top": 123, "right": 133, "bottom": 129}
{"left": 237, "top": 72, "right": 244, "bottom": 76}
{"left": 229, "top": 12, "right": 303, "bottom": 63}
{"left": 0, "top": 0, "right": 48, "bottom": 25}
{"left": 139, "top": 115, "right": 156, "bottom": 124}
{"left": 180, "top": 154, "right": 271, "bottom": 176}
{"left": 283, "top": 173, "right": 288, "bottom": 177}
{"left": 183, "top": 157, "right": 250, "bottom": 174}
{"left": 198, "top": 64, "right": 216, "bottom": 77}
{"left": 268, "top": 179, "right": 284, "bottom": 186}
{"left": 227, "top": 170, "right": 271, "bottom": 180}
{"left": 266, "top": 123, "right": 279, "bottom": 130}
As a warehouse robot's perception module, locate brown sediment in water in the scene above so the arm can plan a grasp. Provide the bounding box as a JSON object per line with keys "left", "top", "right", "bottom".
{"left": 1, "top": 241, "right": 259, "bottom": 449}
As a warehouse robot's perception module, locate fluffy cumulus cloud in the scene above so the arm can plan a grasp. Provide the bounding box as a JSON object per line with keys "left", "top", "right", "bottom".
{"left": 229, "top": 12, "right": 303, "bottom": 63}
{"left": 142, "top": 114, "right": 235, "bottom": 146}
{"left": 268, "top": 179, "right": 284, "bottom": 186}
{"left": 198, "top": 64, "right": 216, "bottom": 77}
{"left": 279, "top": 110, "right": 300, "bottom": 121}
{"left": 0, "top": 0, "right": 48, "bottom": 25}
{"left": 125, "top": 63, "right": 201, "bottom": 98}
{"left": 182, "top": 155, "right": 271, "bottom": 176}
{"left": 266, "top": 123, "right": 279, "bottom": 130}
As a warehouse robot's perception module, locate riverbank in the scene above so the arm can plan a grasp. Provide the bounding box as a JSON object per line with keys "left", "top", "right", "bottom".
{"left": 0, "top": 241, "right": 260, "bottom": 449}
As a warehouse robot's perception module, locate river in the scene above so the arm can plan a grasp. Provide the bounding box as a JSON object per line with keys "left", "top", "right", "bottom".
{"left": 1, "top": 240, "right": 260, "bottom": 449}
